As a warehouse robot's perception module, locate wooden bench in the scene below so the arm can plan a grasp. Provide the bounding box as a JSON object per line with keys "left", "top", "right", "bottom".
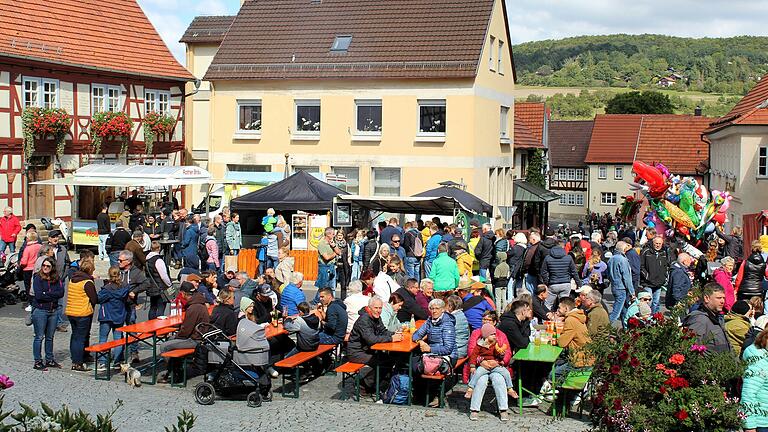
{"left": 334, "top": 362, "right": 366, "bottom": 401}
{"left": 85, "top": 332, "right": 153, "bottom": 381}
{"left": 274, "top": 344, "right": 336, "bottom": 398}
{"left": 556, "top": 369, "right": 592, "bottom": 418}
{"left": 420, "top": 357, "right": 468, "bottom": 408}
{"left": 160, "top": 348, "right": 196, "bottom": 387}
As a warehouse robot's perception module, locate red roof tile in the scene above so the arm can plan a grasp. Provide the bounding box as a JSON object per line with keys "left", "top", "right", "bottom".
{"left": 204, "top": 0, "right": 502, "bottom": 80}
{"left": 514, "top": 114, "right": 541, "bottom": 149}
{"left": 514, "top": 102, "right": 546, "bottom": 144}
{"left": 706, "top": 74, "right": 768, "bottom": 133}
{"left": 548, "top": 120, "right": 593, "bottom": 167}
{"left": 635, "top": 115, "right": 713, "bottom": 175}
{"left": 0, "top": 0, "right": 194, "bottom": 81}
{"left": 584, "top": 114, "right": 643, "bottom": 164}
{"left": 180, "top": 16, "right": 235, "bottom": 44}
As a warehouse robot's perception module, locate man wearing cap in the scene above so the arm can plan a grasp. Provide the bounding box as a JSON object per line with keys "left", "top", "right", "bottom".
{"left": 459, "top": 280, "right": 495, "bottom": 331}
{"left": 226, "top": 278, "right": 245, "bottom": 310}
{"left": 251, "top": 284, "right": 277, "bottom": 324}
{"left": 160, "top": 281, "right": 210, "bottom": 382}
{"left": 0, "top": 206, "right": 21, "bottom": 254}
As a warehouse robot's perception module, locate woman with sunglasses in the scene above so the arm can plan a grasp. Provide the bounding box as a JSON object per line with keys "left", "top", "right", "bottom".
{"left": 623, "top": 291, "right": 652, "bottom": 328}
{"left": 30, "top": 257, "right": 65, "bottom": 370}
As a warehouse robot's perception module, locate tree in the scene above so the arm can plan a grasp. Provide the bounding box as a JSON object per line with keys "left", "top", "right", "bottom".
{"left": 525, "top": 149, "right": 546, "bottom": 188}
{"left": 605, "top": 91, "right": 674, "bottom": 114}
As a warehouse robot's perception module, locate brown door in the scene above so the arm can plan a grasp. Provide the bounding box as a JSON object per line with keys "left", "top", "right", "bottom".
{"left": 27, "top": 156, "right": 54, "bottom": 220}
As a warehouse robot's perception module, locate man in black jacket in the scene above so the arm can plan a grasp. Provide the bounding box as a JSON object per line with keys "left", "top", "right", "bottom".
{"left": 531, "top": 284, "right": 552, "bottom": 322}
{"left": 499, "top": 300, "right": 532, "bottom": 351}
{"left": 716, "top": 226, "right": 743, "bottom": 264}
{"left": 394, "top": 278, "right": 428, "bottom": 322}
{"left": 96, "top": 203, "right": 111, "bottom": 261}
{"left": 533, "top": 228, "right": 558, "bottom": 278}
{"left": 540, "top": 240, "right": 580, "bottom": 310}
{"left": 473, "top": 223, "right": 495, "bottom": 281}
{"left": 347, "top": 296, "right": 403, "bottom": 391}
{"left": 107, "top": 220, "right": 131, "bottom": 267}
{"left": 640, "top": 236, "right": 670, "bottom": 314}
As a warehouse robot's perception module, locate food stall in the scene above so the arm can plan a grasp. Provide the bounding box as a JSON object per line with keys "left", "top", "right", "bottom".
{"left": 31, "top": 164, "right": 213, "bottom": 246}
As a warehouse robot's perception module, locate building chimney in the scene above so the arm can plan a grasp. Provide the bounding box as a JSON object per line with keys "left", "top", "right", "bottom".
{"left": 694, "top": 106, "right": 702, "bottom": 116}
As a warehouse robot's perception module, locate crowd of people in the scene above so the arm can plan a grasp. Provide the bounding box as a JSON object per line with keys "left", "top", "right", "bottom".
{"left": 11, "top": 196, "right": 768, "bottom": 427}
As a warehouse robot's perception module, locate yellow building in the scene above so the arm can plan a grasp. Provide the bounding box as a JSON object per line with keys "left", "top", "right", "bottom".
{"left": 182, "top": 0, "right": 516, "bottom": 216}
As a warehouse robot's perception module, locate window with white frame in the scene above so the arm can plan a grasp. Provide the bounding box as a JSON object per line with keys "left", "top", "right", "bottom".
{"left": 615, "top": 166, "right": 623, "bottom": 180}
{"left": 332, "top": 166, "right": 360, "bottom": 194}
{"left": 418, "top": 99, "right": 446, "bottom": 134}
{"left": 489, "top": 36, "right": 496, "bottom": 71}
{"left": 759, "top": 146, "right": 768, "bottom": 177}
{"left": 92, "top": 84, "right": 122, "bottom": 113}
{"left": 295, "top": 100, "right": 320, "bottom": 132}
{"left": 500, "top": 106, "right": 509, "bottom": 139}
{"left": 372, "top": 167, "right": 400, "bottom": 196}
{"left": 145, "top": 89, "right": 171, "bottom": 115}
{"left": 559, "top": 192, "right": 584, "bottom": 206}
{"left": 292, "top": 165, "right": 320, "bottom": 174}
{"left": 237, "top": 100, "right": 262, "bottom": 131}
{"left": 355, "top": 100, "right": 382, "bottom": 133}
{"left": 556, "top": 168, "right": 585, "bottom": 181}
{"left": 227, "top": 164, "right": 270, "bottom": 172}
{"left": 497, "top": 40, "right": 504, "bottom": 74}
{"left": 598, "top": 165, "right": 607, "bottom": 179}
{"left": 22, "top": 77, "right": 59, "bottom": 108}
{"left": 601, "top": 192, "right": 617, "bottom": 206}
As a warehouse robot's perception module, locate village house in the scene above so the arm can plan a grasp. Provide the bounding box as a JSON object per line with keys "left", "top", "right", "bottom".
{"left": 584, "top": 113, "right": 712, "bottom": 218}
{"left": 0, "top": 0, "right": 193, "bottom": 221}
{"left": 182, "top": 0, "right": 516, "bottom": 215}
{"left": 705, "top": 73, "right": 768, "bottom": 243}
{"left": 547, "top": 120, "right": 593, "bottom": 224}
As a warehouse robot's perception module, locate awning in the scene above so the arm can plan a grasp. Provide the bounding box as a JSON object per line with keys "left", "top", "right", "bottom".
{"left": 412, "top": 184, "right": 493, "bottom": 216}
{"left": 31, "top": 164, "right": 213, "bottom": 187}
{"left": 513, "top": 179, "right": 560, "bottom": 203}
{"left": 335, "top": 195, "right": 468, "bottom": 215}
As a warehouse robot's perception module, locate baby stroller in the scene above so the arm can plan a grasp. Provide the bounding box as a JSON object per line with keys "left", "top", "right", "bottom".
{"left": 0, "top": 252, "right": 20, "bottom": 306}
{"left": 193, "top": 323, "right": 272, "bottom": 407}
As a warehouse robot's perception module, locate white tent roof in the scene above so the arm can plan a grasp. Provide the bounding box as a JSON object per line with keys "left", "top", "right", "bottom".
{"left": 31, "top": 164, "right": 213, "bottom": 187}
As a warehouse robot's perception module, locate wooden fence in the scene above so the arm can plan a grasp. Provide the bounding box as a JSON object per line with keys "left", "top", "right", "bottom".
{"left": 237, "top": 248, "right": 319, "bottom": 281}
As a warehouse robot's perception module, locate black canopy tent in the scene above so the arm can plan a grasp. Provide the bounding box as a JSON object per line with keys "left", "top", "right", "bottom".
{"left": 412, "top": 182, "right": 493, "bottom": 216}
{"left": 334, "top": 195, "right": 469, "bottom": 216}
{"left": 230, "top": 170, "right": 345, "bottom": 211}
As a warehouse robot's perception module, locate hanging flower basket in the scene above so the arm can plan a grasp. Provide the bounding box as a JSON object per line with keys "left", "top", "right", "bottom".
{"left": 142, "top": 111, "right": 175, "bottom": 154}
{"left": 21, "top": 107, "right": 72, "bottom": 159}
{"left": 90, "top": 111, "right": 134, "bottom": 155}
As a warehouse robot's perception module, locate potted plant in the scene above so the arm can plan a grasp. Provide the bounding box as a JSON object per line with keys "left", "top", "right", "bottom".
{"left": 90, "top": 111, "right": 134, "bottom": 155}
{"left": 142, "top": 111, "right": 175, "bottom": 154}
{"left": 21, "top": 107, "right": 72, "bottom": 158}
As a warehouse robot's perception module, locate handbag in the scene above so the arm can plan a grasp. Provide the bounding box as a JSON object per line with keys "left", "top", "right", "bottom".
{"left": 145, "top": 264, "right": 176, "bottom": 303}
{"left": 422, "top": 355, "right": 443, "bottom": 375}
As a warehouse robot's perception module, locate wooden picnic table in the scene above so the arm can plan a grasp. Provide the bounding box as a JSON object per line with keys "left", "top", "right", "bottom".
{"left": 512, "top": 342, "right": 563, "bottom": 416}
{"left": 117, "top": 314, "right": 185, "bottom": 385}
{"left": 371, "top": 337, "right": 419, "bottom": 405}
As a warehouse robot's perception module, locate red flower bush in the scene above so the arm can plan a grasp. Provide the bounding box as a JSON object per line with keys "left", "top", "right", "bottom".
{"left": 21, "top": 107, "right": 72, "bottom": 157}
{"left": 90, "top": 111, "right": 134, "bottom": 155}
{"left": 142, "top": 111, "right": 175, "bottom": 154}
{"left": 664, "top": 376, "right": 690, "bottom": 389}
{"left": 674, "top": 410, "right": 689, "bottom": 421}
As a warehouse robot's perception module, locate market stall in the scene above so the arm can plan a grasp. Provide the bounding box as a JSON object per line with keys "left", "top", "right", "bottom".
{"left": 31, "top": 164, "right": 213, "bottom": 246}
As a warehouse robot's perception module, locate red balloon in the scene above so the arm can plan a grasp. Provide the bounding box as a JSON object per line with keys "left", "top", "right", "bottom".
{"left": 632, "top": 161, "right": 668, "bottom": 198}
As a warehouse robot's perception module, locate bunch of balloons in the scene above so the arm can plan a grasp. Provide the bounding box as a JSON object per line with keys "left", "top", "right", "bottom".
{"left": 623, "top": 161, "right": 733, "bottom": 241}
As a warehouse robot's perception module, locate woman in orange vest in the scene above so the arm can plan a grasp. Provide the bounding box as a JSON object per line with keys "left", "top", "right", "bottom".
{"left": 65, "top": 258, "right": 98, "bottom": 372}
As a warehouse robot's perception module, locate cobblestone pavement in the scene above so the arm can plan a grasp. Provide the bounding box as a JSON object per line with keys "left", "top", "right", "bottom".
{"left": 0, "top": 253, "right": 591, "bottom": 431}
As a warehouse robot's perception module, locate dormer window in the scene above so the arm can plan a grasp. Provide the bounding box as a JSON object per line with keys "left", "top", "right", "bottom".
{"left": 331, "top": 35, "right": 352, "bottom": 52}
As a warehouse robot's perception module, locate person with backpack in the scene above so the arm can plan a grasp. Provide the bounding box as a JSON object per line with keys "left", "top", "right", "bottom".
{"left": 145, "top": 241, "right": 172, "bottom": 320}
{"left": 402, "top": 221, "right": 424, "bottom": 282}
{"left": 203, "top": 226, "right": 219, "bottom": 272}
{"left": 347, "top": 295, "right": 404, "bottom": 395}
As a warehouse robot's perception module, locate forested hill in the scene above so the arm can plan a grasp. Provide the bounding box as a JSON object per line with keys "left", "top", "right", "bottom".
{"left": 513, "top": 34, "right": 768, "bottom": 95}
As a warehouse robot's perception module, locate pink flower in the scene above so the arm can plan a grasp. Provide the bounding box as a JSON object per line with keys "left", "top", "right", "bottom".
{"left": 690, "top": 344, "right": 708, "bottom": 353}
{"left": 0, "top": 374, "right": 14, "bottom": 390}
{"left": 656, "top": 363, "right": 667, "bottom": 371}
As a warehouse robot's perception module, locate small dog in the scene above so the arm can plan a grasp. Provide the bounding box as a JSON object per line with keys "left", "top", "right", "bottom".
{"left": 120, "top": 363, "right": 142, "bottom": 387}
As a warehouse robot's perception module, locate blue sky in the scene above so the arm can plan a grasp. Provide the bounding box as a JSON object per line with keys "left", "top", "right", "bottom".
{"left": 138, "top": 0, "right": 768, "bottom": 66}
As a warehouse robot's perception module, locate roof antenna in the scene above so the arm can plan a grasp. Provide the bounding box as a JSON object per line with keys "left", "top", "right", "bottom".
{"left": 291, "top": 53, "right": 296, "bottom": 63}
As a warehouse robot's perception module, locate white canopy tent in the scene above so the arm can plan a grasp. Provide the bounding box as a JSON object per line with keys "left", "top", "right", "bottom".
{"left": 30, "top": 164, "right": 214, "bottom": 188}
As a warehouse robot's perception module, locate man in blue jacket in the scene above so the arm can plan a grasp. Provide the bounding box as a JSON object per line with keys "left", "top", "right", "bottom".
{"left": 281, "top": 272, "right": 307, "bottom": 316}
{"left": 317, "top": 287, "right": 348, "bottom": 345}
{"left": 180, "top": 216, "right": 200, "bottom": 271}
{"left": 607, "top": 241, "right": 635, "bottom": 323}
{"left": 623, "top": 237, "right": 641, "bottom": 294}
{"left": 424, "top": 224, "right": 442, "bottom": 277}
{"left": 666, "top": 253, "right": 692, "bottom": 309}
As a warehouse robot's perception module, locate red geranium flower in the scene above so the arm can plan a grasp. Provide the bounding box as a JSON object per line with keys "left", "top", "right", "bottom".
{"left": 663, "top": 368, "right": 677, "bottom": 377}
{"left": 630, "top": 357, "right": 640, "bottom": 367}
{"left": 610, "top": 365, "right": 621, "bottom": 375}
{"left": 664, "top": 376, "right": 689, "bottom": 389}
{"left": 613, "top": 398, "right": 622, "bottom": 410}
{"left": 674, "top": 409, "right": 689, "bottom": 421}
{"left": 618, "top": 351, "right": 629, "bottom": 362}
{"left": 659, "top": 385, "right": 667, "bottom": 394}
{"left": 653, "top": 312, "right": 665, "bottom": 322}
{"left": 656, "top": 363, "right": 667, "bottom": 371}
{"left": 669, "top": 354, "right": 685, "bottom": 365}
{"left": 627, "top": 317, "right": 640, "bottom": 328}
